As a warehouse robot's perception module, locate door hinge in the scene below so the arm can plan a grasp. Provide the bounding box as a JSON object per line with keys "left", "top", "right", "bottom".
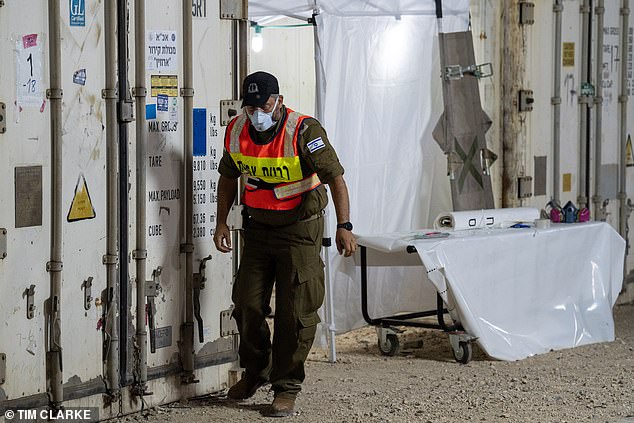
{"left": 23, "top": 285, "right": 36, "bottom": 319}
{"left": 0, "top": 102, "right": 6, "bottom": 134}
{"left": 520, "top": 2, "right": 535, "bottom": 25}
{"left": 220, "top": 100, "right": 241, "bottom": 126}
{"left": 220, "top": 0, "right": 247, "bottom": 20}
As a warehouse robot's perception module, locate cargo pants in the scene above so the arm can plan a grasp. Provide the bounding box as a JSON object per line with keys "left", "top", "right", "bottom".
{"left": 231, "top": 215, "right": 325, "bottom": 396}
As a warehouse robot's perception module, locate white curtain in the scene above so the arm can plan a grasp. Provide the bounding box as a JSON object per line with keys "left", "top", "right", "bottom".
{"left": 315, "top": 9, "right": 469, "bottom": 332}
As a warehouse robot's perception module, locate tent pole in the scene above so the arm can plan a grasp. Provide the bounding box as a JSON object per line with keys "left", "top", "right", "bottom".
{"left": 312, "top": 12, "right": 337, "bottom": 363}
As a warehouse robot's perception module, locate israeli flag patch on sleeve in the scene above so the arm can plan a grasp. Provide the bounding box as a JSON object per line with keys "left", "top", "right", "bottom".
{"left": 307, "top": 137, "right": 326, "bottom": 153}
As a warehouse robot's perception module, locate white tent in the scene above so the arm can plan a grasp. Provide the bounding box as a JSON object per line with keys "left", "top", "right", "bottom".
{"left": 248, "top": 0, "right": 471, "bottom": 356}
{"left": 249, "top": 0, "right": 470, "bottom": 19}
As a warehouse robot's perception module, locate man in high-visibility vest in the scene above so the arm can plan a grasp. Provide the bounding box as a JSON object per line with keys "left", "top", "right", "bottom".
{"left": 213, "top": 71, "right": 356, "bottom": 417}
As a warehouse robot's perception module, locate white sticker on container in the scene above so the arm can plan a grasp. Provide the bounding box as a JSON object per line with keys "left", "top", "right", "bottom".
{"left": 169, "top": 97, "right": 178, "bottom": 121}
{"left": 15, "top": 34, "right": 45, "bottom": 108}
{"left": 147, "top": 31, "right": 178, "bottom": 72}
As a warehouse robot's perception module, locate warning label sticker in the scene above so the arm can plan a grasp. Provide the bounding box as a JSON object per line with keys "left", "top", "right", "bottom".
{"left": 147, "top": 31, "right": 177, "bottom": 72}
{"left": 562, "top": 42, "right": 575, "bottom": 67}
{"left": 67, "top": 174, "right": 96, "bottom": 222}
{"left": 151, "top": 74, "right": 178, "bottom": 97}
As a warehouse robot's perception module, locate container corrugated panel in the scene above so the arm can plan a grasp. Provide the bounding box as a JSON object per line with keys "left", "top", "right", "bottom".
{"left": 0, "top": 0, "right": 106, "bottom": 401}
{"left": 0, "top": 0, "right": 237, "bottom": 413}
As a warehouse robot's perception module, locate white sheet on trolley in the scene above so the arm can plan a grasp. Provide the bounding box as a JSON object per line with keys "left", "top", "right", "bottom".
{"left": 356, "top": 221, "right": 625, "bottom": 361}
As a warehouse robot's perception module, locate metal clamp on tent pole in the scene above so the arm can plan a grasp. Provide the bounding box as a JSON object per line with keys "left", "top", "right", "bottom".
{"left": 480, "top": 148, "right": 498, "bottom": 176}
{"left": 308, "top": 12, "right": 318, "bottom": 25}
{"left": 444, "top": 62, "right": 493, "bottom": 80}
{"left": 447, "top": 151, "right": 462, "bottom": 180}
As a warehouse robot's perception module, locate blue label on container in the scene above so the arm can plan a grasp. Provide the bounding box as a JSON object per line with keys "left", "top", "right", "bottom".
{"left": 193, "top": 108, "right": 207, "bottom": 157}
{"left": 72, "top": 69, "right": 86, "bottom": 85}
{"left": 70, "top": 0, "right": 86, "bottom": 27}
{"left": 157, "top": 94, "right": 169, "bottom": 112}
{"left": 146, "top": 104, "right": 157, "bottom": 120}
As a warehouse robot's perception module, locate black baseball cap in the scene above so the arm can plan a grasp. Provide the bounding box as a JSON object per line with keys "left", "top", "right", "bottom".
{"left": 241, "top": 71, "right": 279, "bottom": 108}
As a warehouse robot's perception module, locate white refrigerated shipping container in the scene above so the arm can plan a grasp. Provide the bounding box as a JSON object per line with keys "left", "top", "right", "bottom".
{"left": 0, "top": 0, "right": 241, "bottom": 417}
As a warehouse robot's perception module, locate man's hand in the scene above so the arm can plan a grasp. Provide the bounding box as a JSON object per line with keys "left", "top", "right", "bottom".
{"left": 213, "top": 222, "right": 232, "bottom": 253}
{"left": 336, "top": 228, "right": 357, "bottom": 257}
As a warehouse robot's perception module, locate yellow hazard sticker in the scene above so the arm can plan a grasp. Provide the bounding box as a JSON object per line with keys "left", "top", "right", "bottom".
{"left": 67, "top": 174, "right": 96, "bottom": 222}
{"left": 562, "top": 42, "right": 575, "bottom": 67}
{"left": 562, "top": 173, "right": 572, "bottom": 193}
{"left": 150, "top": 74, "right": 178, "bottom": 97}
{"left": 627, "top": 135, "right": 634, "bottom": 167}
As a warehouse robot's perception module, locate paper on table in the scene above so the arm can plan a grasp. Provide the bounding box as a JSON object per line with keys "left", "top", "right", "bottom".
{"left": 434, "top": 207, "right": 540, "bottom": 231}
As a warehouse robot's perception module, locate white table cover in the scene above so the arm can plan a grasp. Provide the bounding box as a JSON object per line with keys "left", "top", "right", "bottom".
{"left": 356, "top": 222, "right": 625, "bottom": 361}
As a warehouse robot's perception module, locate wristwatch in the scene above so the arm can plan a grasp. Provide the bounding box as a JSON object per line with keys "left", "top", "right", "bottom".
{"left": 336, "top": 222, "right": 353, "bottom": 231}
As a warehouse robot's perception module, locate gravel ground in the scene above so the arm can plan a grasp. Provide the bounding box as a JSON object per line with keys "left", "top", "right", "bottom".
{"left": 121, "top": 303, "right": 634, "bottom": 423}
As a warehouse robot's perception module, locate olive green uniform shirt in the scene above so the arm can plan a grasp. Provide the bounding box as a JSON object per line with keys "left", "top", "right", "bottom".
{"left": 219, "top": 106, "right": 344, "bottom": 226}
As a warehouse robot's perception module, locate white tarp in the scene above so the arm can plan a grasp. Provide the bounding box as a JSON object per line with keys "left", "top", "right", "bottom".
{"left": 315, "top": 5, "right": 469, "bottom": 333}
{"left": 357, "top": 222, "right": 625, "bottom": 361}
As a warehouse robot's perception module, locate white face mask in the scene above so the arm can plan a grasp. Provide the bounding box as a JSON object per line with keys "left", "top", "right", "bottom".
{"left": 248, "top": 97, "right": 279, "bottom": 132}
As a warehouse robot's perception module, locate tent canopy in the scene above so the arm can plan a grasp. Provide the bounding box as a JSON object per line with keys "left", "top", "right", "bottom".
{"left": 248, "top": 0, "right": 470, "bottom": 20}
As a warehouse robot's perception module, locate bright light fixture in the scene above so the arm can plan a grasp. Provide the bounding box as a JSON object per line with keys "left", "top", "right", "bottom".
{"left": 252, "top": 26, "right": 263, "bottom": 53}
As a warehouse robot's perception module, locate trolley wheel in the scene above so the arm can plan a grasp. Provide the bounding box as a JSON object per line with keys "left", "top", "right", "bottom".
{"left": 452, "top": 341, "right": 472, "bottom": 364}
{"left": 378, "top": 333, "right": 400, "bottom": 356}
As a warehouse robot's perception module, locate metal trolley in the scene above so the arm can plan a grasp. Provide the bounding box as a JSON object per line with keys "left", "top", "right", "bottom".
{"left": 359, "top": 245, "right": 477, "bottom": 364}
